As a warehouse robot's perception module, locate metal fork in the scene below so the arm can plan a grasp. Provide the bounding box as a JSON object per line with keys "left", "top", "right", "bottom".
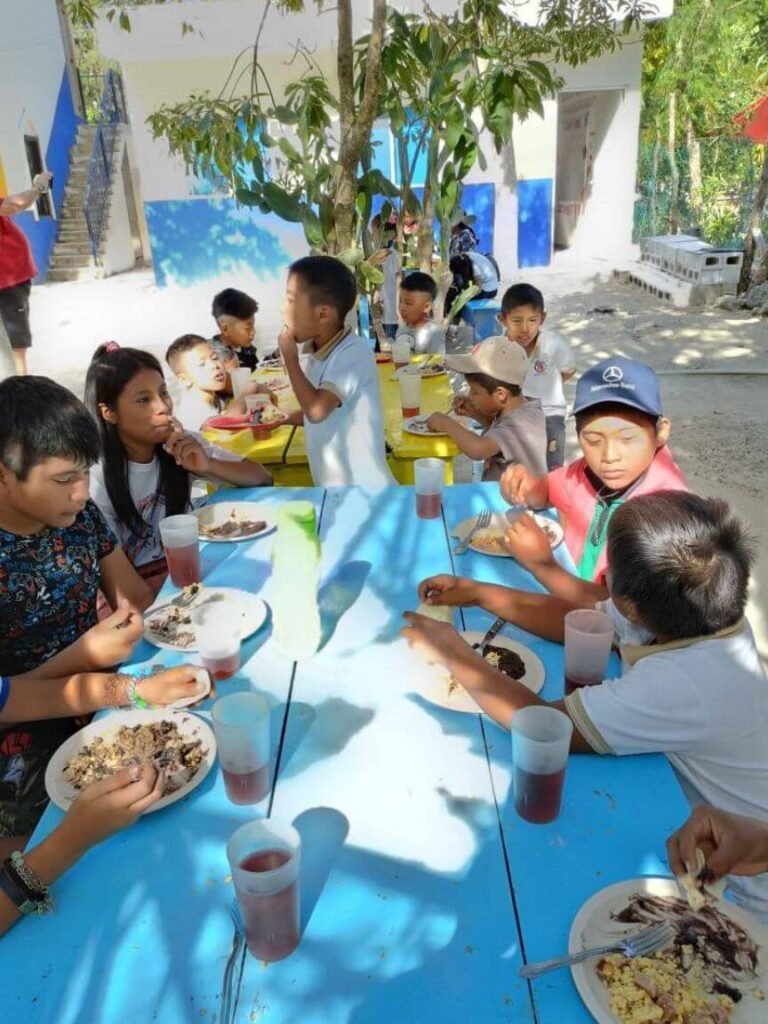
{"left": 220, "top": 899, "right": 245, "bottom": 1024}
{"left": 454, "top": 510, "right": 491, "bottom": 555}
{"left": 519, "top": 921, "right": 675, "bottom": 980}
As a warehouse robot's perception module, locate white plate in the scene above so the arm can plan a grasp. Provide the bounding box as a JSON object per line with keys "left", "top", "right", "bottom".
{"left": 452, "top": 511, "right": 564, "bottom": 557}
{"left": 391, "top": 362, "right": 447, "bottom": 380}
{"left": 45, "top": 708, "right": 216, "bottom": 815}
{"left": 402, "top": 415, "right": 472, "bottom": 437}
{"left": 193, "top": 502, "right": 277, "bottom": 543}
{"left": 422, "top": 631, "right": 545, "bottom": 714}
{"left": 144, "top": 587, "right": 268, "bottom": 652}
{"left": 568, "top": 876, "right": 768, "bottom": 1024}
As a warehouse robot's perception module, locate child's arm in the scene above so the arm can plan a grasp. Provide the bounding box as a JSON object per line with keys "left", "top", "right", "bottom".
{"left": 424, "top": 413, "right": 499, "bottom": 461}
{"left": 30, "top": 604, "right": 144, "bottom": 677}
{"left": 401, "top": 612, "right": 591, "bottom": 748}
{"left": 417, "top": 573, "right": 582, "bottom": 643}
{"left": 452, "top": 395, "right": 493, "bottom": 428}
{"left": 99, "top": 548, "right": 154, "bottom": 613}
{"left": 499, "top": 464, "right": 550, "bottom": 509}
{"left": 0, "top": 763, "right": 163, "bottom": 937}
{"left": 501, "top": 516, "right": 609, "bottom": 604}
{"left": 165, "top": 433, "right": 273, "bottom": 487}
{"left": 2, "top": 666, "right": 207, "bottom": 724}
{"left": 278, "top": 329, "right": 340, "bottom": 424}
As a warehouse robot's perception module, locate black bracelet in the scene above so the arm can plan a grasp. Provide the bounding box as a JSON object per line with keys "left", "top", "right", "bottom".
{"left": 0, "top": 861, "right": 30, "bottom": 909}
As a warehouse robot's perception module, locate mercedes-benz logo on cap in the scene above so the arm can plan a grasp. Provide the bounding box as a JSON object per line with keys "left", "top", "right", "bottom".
{"left": 602, "top": 365, "right": 624, "bottom": 384}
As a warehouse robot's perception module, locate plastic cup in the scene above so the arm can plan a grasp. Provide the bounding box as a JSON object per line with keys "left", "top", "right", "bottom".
{"left": 414, "top": 457, "right": 444, "bottom": 519}
{"left": 228, "top": 818, "right": 301, "bottom": 961}
{"left": 230, "top": 367, "right": 253, "bottom": 398}
{"left": 191, "top": 602, "right": 241, "bottom": 681}
{"left": 158, "top": 514, "right": 201, "bottom": 587}
{"left": 511, "top": 706, "right": 573, "bottom": 824}
{"left": 564, "top": 609, "right": 614, "bottom": 696}
{"left": 399, "top": 372, "right": 422, "bottom": 419}
{"left": 392, "top": 338, "right": 411, "bottom": 369}
{"left": 212, "top": 691, "right": 270, "bottom": 804}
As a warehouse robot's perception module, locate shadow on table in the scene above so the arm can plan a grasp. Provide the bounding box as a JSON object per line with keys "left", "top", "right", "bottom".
{"left": 278, "top": 697, "right": 375, "bottom": 781}
{"left": 293, "top": 806, "right": 350, "bottom": 934}
{"left": 319, "top": 560, "right": 371, "bottom": 649}
{"left": 270, "top": 699, "right": 315, "bottom": 782}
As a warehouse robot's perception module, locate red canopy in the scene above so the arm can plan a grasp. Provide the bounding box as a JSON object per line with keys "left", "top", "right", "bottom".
{"left": 735, "top": 96, "right": 768, "bottom": 143}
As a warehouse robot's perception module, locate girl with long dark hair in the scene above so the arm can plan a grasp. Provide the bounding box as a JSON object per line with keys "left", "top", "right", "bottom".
{"left": 85, "top": 343, "right": 271, "bottom": 592}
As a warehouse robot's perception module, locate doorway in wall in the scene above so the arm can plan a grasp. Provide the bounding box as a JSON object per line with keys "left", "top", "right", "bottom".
{"left": 23, "top": 135, "right": 54, "bottom": 219}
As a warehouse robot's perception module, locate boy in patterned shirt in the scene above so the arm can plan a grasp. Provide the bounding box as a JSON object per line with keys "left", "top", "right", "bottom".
{"left": 0, "top": 376, "right": 152, "bottom": 846}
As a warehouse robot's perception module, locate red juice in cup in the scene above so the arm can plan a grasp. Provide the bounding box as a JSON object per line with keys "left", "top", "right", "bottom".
{"left": 222, "top": 763, "right": 270, "bottom": 805}
{"left": 202, "top": 651, "right": 241, "bottom": 681}
{"left": 402, "top": 404, "right": 421, "bottom": 418}
{"left": 514, "top": 765, "right": 567, "bottom": 824}
{"left": 164, "top": 542, "right": 201, "bottom": 587}
{"left": 416, "top": 492, "right": 442, "bottom": 519}
{"left": 564, "top": 673, "right": 602, "bottom": 696}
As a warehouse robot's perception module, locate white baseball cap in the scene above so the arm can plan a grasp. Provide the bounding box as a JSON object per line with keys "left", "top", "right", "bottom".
{"left": 446, "top": 336, "right": 529, "bottom": 387}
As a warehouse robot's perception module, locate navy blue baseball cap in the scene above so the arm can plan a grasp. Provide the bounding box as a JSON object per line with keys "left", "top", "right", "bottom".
{"left": 573, "top": 356, "right": 663, "bottom": 417}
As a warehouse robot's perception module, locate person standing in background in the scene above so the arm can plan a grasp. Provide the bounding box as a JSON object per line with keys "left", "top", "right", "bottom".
{"left": 0, "top": 173, "right": 52, "bottom": 375}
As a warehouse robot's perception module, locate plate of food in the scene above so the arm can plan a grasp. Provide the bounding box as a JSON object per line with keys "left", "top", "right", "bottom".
{"left": 144, "top": 585, "right": 268, "bottom": 651}
{"left": 452, "top": 511, "right": 564, "bottom": 556}
{"left": 261, "top": 376, "right": 290, "bottom": 392}
{"left": 422, "top": 631, "right": 545, "bottom": 714}
{"left": 569, "top": 876, "right": 768, "bottom": 1024}
{"left": 392, "top": 360, "right": 448, "bottom": 380}
{"left": 402, "top": 415, "right": 472, "bottom": 437}
{"left": 193, "top": 502, "right": 277, "bottom": 543}
{"left": 257, "top": 358, "right": 283, "bottom": 371}
{"left": 45, "top": 708, "right": 216, "bottom": 814}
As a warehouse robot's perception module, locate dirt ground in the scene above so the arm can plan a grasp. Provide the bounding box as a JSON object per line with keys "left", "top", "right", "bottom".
{"left": 23, "top": 262, "right": 768, "bottom": 654}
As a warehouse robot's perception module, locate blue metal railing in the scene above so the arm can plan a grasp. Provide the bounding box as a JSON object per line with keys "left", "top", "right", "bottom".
{"left": 82, "top": 70, "right": 129, "bottom": 258}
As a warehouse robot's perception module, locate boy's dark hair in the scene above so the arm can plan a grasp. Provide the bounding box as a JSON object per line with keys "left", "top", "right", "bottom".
{"left": 501, "top": 283, "right": 545, "bottom": 316}
{"left": 400, "top": 271, "right": 437, "bottom": 301}
{"left": 288, "top": 255, "right": 357, "bottom": 325}
{"left": 608, "top": 491, "right": 754, "bottom": 640}
{"left": 0, "top": 375, "right": 100, "bottom": 479}
{"left": 85, "top": 345, "right": 190, "bottom": 537}
{"left": 574, "top": 402, "right": 659, "bottom": 434}
{"left": 211, "top": 288, "right": 259, "bottom": 321}
{"left": 465, "top": 372, "right": 521, "bottom": 398}
{"left": 166, "top": 334, "right": 210, "bottom": 373}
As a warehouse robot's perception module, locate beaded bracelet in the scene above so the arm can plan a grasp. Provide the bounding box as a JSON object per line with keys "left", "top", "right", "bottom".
{"left": 0, "top": 853, "right": 54, "bottom": 916}
{"left": 127, "top": 677, "right": 152, "bottom": 710}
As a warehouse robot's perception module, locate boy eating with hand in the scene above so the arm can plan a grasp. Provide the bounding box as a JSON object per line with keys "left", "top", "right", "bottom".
{"left": 498, "top": 283, "right": 576, "bottom": 469}
{"left": 407, "top": 492, "right": 768, "bottom": 921}
{"left": 396, "top": 272, "right": 445, "bottom": 355}
{"left": 499, "top": 356, "right": 686, "bottom": 605}
{"left": 425, "top": 337, "right": 547, "bottom": 479}
{"left": 166, "top": 334, "right": 275, "bottom": 432}
{"left": 278, "top": 255, "right": 393, "bottom": 490}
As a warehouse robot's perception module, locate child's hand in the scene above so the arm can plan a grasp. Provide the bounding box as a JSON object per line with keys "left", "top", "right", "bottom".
{"left": 417, "top": 574, "right": 477, "bottom": 607}
{"left": 57, "top": 761, "right": 164, "bottom": 852}
{"left": 425, "top": 412, "right": 450, "bottom": 432}
{"left": 500, "top": 464, "right": 545, "bottom": 507}
{"left": 502, "top": 514, "right": 555, "bottom": 569}
{"left": 79, "top": 601, "right": 144, "bottom": 669}
{"left": 452, "top": 395, "right": 475, "bottom": 419}
{"left": 401, "top": 611, "right": 468, "bottom": 668}
{"left": 277, "top": 326, "right": 299, "bottom": 358}
{"left": 137, "top": 665, "right": 211, "bottom": 707}
{"left": 667, "top": 806, "right": 768, "bottom": 881}
{"left": 165, "top": 432, "right": 210, "bottom": 475}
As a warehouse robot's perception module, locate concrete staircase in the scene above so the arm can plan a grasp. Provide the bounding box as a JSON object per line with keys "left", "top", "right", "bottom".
{"left": 47, "top": 124, "right": 119, "bottom": 283}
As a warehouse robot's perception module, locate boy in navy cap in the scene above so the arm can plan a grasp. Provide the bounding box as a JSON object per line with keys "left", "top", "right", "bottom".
{"left": 491, "top": 356, "right": 687, "bottom": 602}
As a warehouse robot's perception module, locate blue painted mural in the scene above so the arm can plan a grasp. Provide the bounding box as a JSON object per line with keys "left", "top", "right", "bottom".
{"left": 144, "top": 198, "right": 299, "bottom": 288}
{"left": 15, "top": 70, "right": 80, "bottom": 281}
{"left": 517, "top": 178, "right": 553, "bottom": 268}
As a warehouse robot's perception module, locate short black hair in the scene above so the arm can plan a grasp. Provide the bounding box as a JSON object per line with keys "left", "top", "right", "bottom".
{"left": 465, "top": 372, "right": 522, "bottom": 397}
{"left": 608, "top": 491, "right": 755, "bottom": 639}
{"left": 400, "top": 271, "right": 437, "bottom": 301}
{"left": 501, "top": 283, "right": 545, "bottom": 316}
{"left": 211, "top": 288, "right": 259, "bottom": 321}
{"left": 0, "top": 375, "right": 100, "bottom": 479}
{"left": 288, "top": 255, "right": 357, "bottom": 325}
{"left": 166, "top": 334, "right": 210, "bottom": 373}
{"left": 575, "top": 401, "right": 659, "bottom": 434}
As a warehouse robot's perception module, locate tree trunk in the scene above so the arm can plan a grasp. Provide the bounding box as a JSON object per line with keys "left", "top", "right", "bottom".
{"left": 333, "top": 0, "right": 386, "bottom": 254}
{"left": 738, "top": 144, "right": 768, "bottom": 293}
{"left": 667, "top": 91, "right": 679, "bottom": 233}
{"left": 649, "top": 120, "right": 661, "bottom": 234}
{"left": 686, "top": 116, "right": 703, "bottom": 221}
{"left": 417, "top": 135, "right": 439, "bottom": 273}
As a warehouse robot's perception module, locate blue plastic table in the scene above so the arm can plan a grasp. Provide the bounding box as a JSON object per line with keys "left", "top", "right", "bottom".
{"left": 1, "top": 483, "right": 688, "bottom": 1024}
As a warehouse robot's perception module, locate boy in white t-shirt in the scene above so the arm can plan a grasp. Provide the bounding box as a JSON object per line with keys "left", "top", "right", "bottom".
{"left": 406, "top": 491, "right": 768, "bottom": 921}
{"left": 277, "top": 256, "right": 393, "bottom": 491}
{"left": 499, "top": 283, "right": 575, "bottom": 469}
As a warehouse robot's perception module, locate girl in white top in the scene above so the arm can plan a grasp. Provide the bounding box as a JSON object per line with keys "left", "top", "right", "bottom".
{"left": 85, "top": 344, "right": 271, "bottom": 593}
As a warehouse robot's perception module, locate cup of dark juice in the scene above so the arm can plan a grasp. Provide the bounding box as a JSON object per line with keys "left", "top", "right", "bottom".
{"left": 227, "top": 819, "right": 301, "bottom": 961}
{"left": 414, "top": 457, "right": 445, "bottom": 519}
{"left": 212, "top": 692, "right": 270, "bottom": 803}
{"left": 563, "top": 609, "right": 614, "bottom": 696}
{"left": 511, "top": 706, "right": 573, "bottom": 824}
{"left": 158, "top": 514, "right": 201, "bottom": 587}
